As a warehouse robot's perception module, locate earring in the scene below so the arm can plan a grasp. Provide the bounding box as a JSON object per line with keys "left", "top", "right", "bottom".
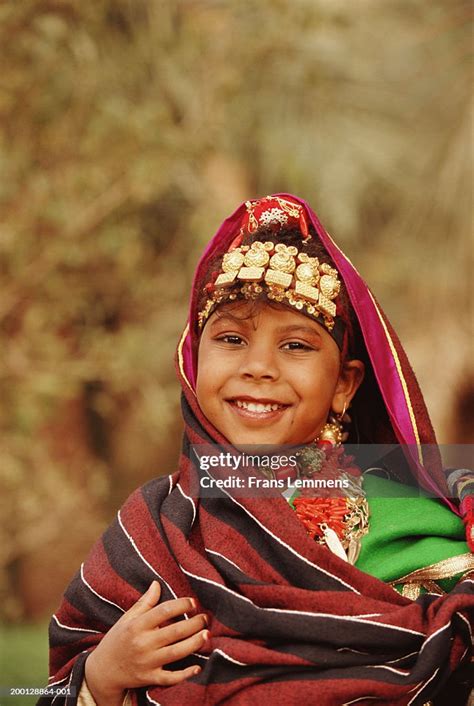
{"left": 316, "top": 401, "right": 348, "bottom": 448}
{"left": 340, "top": 401, "right": 348, "bottom": 420}
{"left": 317, "top": 415, "right": 343, "bottom": 447}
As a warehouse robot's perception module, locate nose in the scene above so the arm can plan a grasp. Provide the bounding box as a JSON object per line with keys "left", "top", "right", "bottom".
{"left": 238, "top": 341, "right": 280, "bottom": 381}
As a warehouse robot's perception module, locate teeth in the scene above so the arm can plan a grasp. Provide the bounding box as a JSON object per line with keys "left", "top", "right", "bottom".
{"left": 235, "top": 400, "right": 282, "bottom": 413}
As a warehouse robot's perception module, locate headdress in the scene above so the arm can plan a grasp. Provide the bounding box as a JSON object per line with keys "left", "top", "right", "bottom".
{"left": 197, "top": 196, "right": 346, "bottom": 348}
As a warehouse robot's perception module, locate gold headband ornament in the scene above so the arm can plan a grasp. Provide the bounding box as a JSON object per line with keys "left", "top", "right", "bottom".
{"left": 198, "top": 240, "right": 342, "bottom": 333}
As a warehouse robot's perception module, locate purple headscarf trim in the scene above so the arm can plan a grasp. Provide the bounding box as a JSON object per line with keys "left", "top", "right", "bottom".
{"left": 181, "top": 194, "right": 456, "bottom": 512}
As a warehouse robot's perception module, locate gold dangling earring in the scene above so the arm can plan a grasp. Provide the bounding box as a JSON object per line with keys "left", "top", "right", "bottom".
{"left": 316, "top": 401, "right": 347, "bottom": 448}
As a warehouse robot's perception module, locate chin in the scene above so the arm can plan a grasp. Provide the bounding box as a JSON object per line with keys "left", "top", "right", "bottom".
{"left": 227, "top": 432, "right": 287, "bottom": 451}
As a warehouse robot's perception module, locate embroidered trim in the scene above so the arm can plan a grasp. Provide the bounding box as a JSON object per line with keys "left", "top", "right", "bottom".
{"left": 390, "top": 553, "right": 474, "bottom": 599}
{"left": 391, "top": 553, "right": 474, "bottom": 585}
{"left": 367, "top": 290, "right": 422, "bottom": 462}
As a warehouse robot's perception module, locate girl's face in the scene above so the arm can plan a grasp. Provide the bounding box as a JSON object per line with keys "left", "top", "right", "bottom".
{"left": 196, "top": 301, "right": 364, "bottom": 448}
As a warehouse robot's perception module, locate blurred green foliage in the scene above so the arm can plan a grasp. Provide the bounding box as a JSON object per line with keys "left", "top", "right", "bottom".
{"left": 0, "top": 622, "right": 48, "bottom": 701}
{"left": 0, "top": 0, "right": 472, "bottom": 625}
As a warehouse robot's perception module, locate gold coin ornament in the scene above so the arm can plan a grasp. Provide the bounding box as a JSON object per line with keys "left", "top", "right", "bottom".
{"left": 269, "top": 244, "right": 297, "bottom": 274}
{"left": 295, "top": 257, "right": 320, "bottom": 286}
{"left": 222, "top": 250, "right": 245, "bottom": 272}
{"left": 319, "top": 274, "right": 340, "bottom": 300}
{"left": 243, "top": 242, "right": 271, "bottom": 268}
{"left": 297, "top": 253, "right": 319, "bottom": 266}
{"left": 321, "top": 263, "right": 338, "bottom": 278}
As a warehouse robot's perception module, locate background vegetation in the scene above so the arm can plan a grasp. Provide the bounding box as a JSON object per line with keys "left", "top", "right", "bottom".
{"left": 0, "top": 0, "right": 472, "bottom": 689}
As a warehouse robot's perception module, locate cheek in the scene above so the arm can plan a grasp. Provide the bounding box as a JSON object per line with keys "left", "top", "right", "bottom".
{"left": 290, "top": 358, "right": 340, "bottom": 429}
{"left": 196, "top": 343, "right": 227, "bottom": 412}
{"left": 196, "top": 363, "right": 215, "bottom": 412}
{"left": 291, "top": 356, "right": 339, "bottom": 394}
{"left": 196, "top": 342, "right": 210, "bottom": 411}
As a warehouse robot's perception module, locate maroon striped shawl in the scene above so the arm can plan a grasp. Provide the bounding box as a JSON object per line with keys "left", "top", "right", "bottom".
{"left": 42, "top": 395, "right": 473, "bottom": 705}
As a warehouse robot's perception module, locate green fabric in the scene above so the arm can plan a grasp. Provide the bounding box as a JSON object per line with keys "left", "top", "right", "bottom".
{"left": 356, "top": 475, "right": 469, "bottom": 591}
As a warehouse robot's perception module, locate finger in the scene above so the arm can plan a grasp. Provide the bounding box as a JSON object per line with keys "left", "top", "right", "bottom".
{"left": 154, "top": 664, "right": 202, "bottom": 687}
{"left": 154, "top": 613, "right": 208, "bottom": 648}
{"left": 142, "top": 596, "right": 197, "bottom": 629}
{"left": 126, "top": 580, "right": 162, "bottom": 618}
{"left": 157, "top": 629, "right": 210, "bottom": 665}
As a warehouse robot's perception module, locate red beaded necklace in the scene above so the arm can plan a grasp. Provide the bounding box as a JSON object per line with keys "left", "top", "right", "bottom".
{"left": 278, "top": 444, "right": 370, "bottom": 564}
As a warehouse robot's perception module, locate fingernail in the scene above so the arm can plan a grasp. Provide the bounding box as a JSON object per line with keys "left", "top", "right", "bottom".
{"left": 193, "top": 666, "right": 201, "bottom": 676}
{"left": 202, "top": 630, "right": 211, "bottom": 642}
{"left": 202, "top": 614, "right": 209, "bottom": 626}
{"left": 189, "top": 597, "right": 197, "bottom": 611}
{"left": 142, "top": 581, "right": 155, "bottom": 596}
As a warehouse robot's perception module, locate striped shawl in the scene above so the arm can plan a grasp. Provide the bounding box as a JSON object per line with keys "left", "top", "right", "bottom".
{"left": 41, "top": 194, "right": 473, "bottom": 705}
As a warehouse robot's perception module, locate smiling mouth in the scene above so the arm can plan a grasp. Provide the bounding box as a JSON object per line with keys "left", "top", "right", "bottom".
{"left": 226, "top": 398, "right": 290, "bottom": 416}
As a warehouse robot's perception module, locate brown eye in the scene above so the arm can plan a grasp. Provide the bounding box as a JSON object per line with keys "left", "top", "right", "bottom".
{"left": 218, "top": 335, "right": 245, "bottom": 345}
{"left": 282, "top": 341, "right": 313, "bottom": 351}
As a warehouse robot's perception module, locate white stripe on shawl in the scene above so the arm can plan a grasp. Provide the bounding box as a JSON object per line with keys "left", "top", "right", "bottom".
{"left": 179, "top": 565, "right": 426, "bottom": 636}
{"left": 213, "top": 648, "right": 247, "bottom": 666}
{"left": 47, "top": 675, "right": 68, "bottom": 685}
{"left": 385, "top": 650, "right": 419, "bottom": 664}
{"left": 205, "top": 548, "right": 245, "bottom": 574}
{"left": 407, "top": 667, "right": 440, "bottom": 706}
{"left": 52, "top": 650, "right": 87, "bottom": 705}
{"left": 456, "top": 611, "right": 472, "bottom": 642}
{"left": 365, "top": 664, "right": 409, "bottom": 676}
{"left": 407, "top": 681, "right": 423, "bottom": 693}
{"left": 337, "top": 647, "right": 370, "bottom": 655}
{"left": 52, "top": 668, "right": 73, "bottom": 705}
{"left": 52, "top": 614, "right": 100, "bottom": 634}
{"left": 339, "top": 647, "right": 420, "bottom": 666}
{"left": 167, "top": 475, "right": 174, "bottom": 495}
{"left": 417, "top": 622, "right": 450, "bottom": 657}
{"left": 117, "top": 509, "right": 201, "bottom": 621}
{"left": 176, "top": 482, "right": 197, "bottom": 526}
{"left": 117, "top": 509, "right": 179, "bottom": 600}
{"left": 80, "top": 563, "right": 125, "bottom": 613}
{"left": 456, "top": 612, "right": 472, "bottom": 665}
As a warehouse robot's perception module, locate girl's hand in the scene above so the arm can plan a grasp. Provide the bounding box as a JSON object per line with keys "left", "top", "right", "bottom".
{"left": 84, "top": 581, "right": 209, "bottom": 706}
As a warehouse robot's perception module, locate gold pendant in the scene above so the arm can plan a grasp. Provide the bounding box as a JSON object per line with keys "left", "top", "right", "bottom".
{"left": 347, "top": 538, "right": 361, "bottom": 565}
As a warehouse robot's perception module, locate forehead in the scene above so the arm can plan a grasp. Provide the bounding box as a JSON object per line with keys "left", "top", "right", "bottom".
{"left": 205, "top": 300, "right": 327, "bottom": 335}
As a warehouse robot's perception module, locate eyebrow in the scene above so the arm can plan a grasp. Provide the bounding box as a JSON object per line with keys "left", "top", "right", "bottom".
{"left": 209, "top": 314, "right": 250, "bottom": 327}
{"left": 275, "top": 325, "right": 322, "bottom": 338}
{"left": 210, "top": 318, "right": 322, "bottom": 339}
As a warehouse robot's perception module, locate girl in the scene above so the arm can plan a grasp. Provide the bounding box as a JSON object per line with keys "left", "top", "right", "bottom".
{"left": 40, "top": 195, "right": 473, "bottom": 706}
